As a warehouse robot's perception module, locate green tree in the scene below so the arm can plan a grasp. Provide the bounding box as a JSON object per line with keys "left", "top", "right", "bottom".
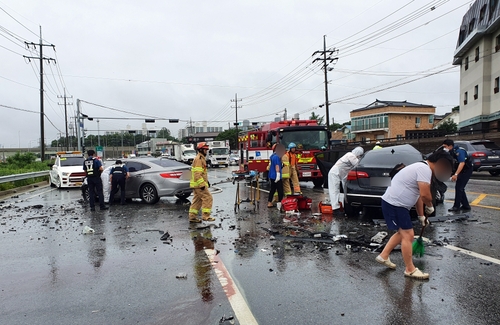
{"left": 437, "top": 119, "right": 458, "bottom": 134}
{"left": 215, "top": 128, "right": 239, "bottom": 150}
{"left": 309, "top": 112, "right": 325, "bottom": 125}
{"left": 157, "top": 127, "right": 175, "bottom": 140}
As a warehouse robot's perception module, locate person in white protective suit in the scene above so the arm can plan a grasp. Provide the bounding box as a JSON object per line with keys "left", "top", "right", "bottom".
{"left": 328, "top": 146, "right": 364, "bottom": 213}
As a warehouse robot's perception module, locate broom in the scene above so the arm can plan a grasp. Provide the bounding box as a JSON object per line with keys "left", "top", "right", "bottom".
{"left": 412, "top": 216, "right": 428, "bottom": 257}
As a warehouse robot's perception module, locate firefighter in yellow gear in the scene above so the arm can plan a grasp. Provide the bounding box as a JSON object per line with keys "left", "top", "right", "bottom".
{"left": 287, "top": 142, "right": 301, "bottom": 194}
{"left": 189, "top": 142, "right": 215, "bottom": 223}
{"left": 281, "top": 152, "right": 292, "bottom": 196}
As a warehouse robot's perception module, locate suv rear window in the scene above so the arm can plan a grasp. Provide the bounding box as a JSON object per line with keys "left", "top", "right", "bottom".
{"left": 471, "top": 142, "right": 500, "bottom": 150}
{"left": 60, "top": 157, "right": 84, "bottom": 167}
{"left": 150, "top": 159, "right": 187, "bottom": 168}
{"left": 359, "top": 147, "right": 423, "bottom": 167}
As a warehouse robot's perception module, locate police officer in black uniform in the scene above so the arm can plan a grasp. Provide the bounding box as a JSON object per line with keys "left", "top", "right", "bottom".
{"left": 83, "top": 150, "right": 108, "bottom": 211}
{"left": 109, "top": 160, "right": 129, "bottom": 205}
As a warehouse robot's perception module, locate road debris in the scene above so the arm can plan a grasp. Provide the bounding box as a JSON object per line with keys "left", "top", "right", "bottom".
{"left": 82, "top": 226, "right": 95, "bottom": 234}
{"left": 175, "top": 273, "right": 188, "bottom": 279}
{"left": 370, "top": 231, "right": 388, "bottom": 244}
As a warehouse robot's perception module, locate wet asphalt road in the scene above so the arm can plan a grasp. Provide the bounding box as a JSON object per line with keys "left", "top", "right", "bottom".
{"left": 1, "top": 168, "right": 500, "bottom": 325}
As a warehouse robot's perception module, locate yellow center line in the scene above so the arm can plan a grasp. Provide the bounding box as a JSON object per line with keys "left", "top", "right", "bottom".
{"left": 471, "top": 193, "right": 487, "bottom": 206}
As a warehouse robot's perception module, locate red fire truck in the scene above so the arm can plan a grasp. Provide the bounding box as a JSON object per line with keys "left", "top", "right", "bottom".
{"left": 238, "top": 119, "right": 330, "bottom": 187}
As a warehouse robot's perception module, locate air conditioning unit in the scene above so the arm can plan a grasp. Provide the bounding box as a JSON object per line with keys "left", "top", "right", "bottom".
{"left": 415, "top": 123, "right": 420, "bottom": 128}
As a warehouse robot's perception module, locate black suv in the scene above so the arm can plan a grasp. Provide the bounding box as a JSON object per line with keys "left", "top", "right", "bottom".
{"left": 454, "top": 140, "right": 500, "bottom": 176}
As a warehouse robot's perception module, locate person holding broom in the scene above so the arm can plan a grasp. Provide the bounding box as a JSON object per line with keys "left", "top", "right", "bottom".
{"left": 375, "top": 151, "right": 453, "bottom": 280}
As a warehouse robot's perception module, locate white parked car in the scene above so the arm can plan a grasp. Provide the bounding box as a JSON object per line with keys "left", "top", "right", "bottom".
{"left": 50, "top": 152, "right": 86, "bottom": 188}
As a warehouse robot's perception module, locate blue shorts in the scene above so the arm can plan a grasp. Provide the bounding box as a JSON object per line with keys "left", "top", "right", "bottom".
{"left": 381, "top": 199, "right": 413, "bottom": 230}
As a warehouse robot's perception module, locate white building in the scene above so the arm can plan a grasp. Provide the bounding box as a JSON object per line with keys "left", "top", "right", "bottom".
{"left": 453, "top": 0, "right": 500, "bottom": 131}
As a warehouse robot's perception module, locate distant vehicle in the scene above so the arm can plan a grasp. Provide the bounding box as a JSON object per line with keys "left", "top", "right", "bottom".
{"left": 161, "top": 152, "right": 171, "bottom": 159}
{"left": 454, "top": 140, "right": 500, "bottom": 176}
{"left": 128, "top": 154, "right": 137, "bottom": 158}
{"left": 229, "top": 154, "right": 240, "bottom": 166}
{"left": 207, "top": 140, "right": 230, "bottom": 168}
{"left": 49, "top": 151, "right": 86, "bottom": 188}
{"left": 171, "top": 144, "right": 196, "bottom": 164}
{"left": 81, "top": 158, "right": 192, "bottom": 204}
{"left": 343, "top": 144, "right": 446, "bottom": 216}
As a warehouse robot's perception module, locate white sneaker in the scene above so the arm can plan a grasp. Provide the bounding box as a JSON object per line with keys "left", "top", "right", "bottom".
{"left": 376, "top": 255, "right": 396, "bottom": 269}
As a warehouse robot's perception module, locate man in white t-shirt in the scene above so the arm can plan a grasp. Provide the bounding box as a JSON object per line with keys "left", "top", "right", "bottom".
{"left": 375, "top": 151, "right": 453, "bottom": 280}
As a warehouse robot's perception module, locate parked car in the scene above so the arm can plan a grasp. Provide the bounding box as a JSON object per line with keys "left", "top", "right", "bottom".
{"left": 81, "top": 158, "right": 192, "bottom": 204}
{"left": 453, "top": 140, "right": 500, "bottom": 176}
{"left": 229, "top": 154, "right": 240, "bottom": 166}
{"left": 344, "top": 144, "right": 446, "bottom": 216}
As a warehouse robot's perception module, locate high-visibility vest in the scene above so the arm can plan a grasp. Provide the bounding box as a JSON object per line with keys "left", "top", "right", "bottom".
{"left": 190, "top": 153, "right": 208, "bottom": 189}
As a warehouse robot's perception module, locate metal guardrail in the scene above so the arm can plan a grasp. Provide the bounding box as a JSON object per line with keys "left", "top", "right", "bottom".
{"left": 0, "top": 171, "right": 50, "bottom": 184}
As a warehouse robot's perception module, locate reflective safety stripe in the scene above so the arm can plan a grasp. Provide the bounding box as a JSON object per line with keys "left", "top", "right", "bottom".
{"left": 282, "top": 173, "right": 290, "bottom": 178}
{"left": 202, "top": 208, "right": 211, "bottom": 213}
{"left": 189, "top": 209, "right": 199, "bottom": 214}
{"left": 284, "top": 192, "right": 292, "bottom": 196}
{"left": 283, "top": 162, "right": 290, "bottom": 166}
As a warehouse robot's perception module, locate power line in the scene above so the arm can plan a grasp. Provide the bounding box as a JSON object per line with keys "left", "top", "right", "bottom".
{"left": 0, "top": 5, "right": 39, "bottom": 38}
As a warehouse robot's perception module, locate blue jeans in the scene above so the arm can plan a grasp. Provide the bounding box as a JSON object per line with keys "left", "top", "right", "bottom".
{"left": 453, "top": 166, "right": 473, "bottom": 209}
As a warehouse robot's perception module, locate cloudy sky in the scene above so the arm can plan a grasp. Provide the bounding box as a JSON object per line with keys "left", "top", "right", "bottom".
{"left": 0, "top": 0, "right": 472, "bottom": 147}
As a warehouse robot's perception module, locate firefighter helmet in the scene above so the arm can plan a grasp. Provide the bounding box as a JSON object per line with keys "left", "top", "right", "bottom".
{"left": 197, "top": 142, "right": 209, "bottom": 150}
{"left": 288, "top": 142, "right": 297, "bottom": 149}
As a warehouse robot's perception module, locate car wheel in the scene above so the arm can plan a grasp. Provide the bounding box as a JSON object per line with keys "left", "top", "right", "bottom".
{"left": 82, "top": 186, "right": 90, "bottom": 201}
{"left": 140, "top": 183, "right": 159, "bottom": 204}
{"left": 50, "top": 175, "right": 57, "bottom": 188}
{"left": 489, "top": 170, "right": 500, "bottom": 176}
{"left": 175, "top": 193, "right": 191, "bottom": 200}
{"left": 312, "top": 178, "right": 324, "bottom": 188}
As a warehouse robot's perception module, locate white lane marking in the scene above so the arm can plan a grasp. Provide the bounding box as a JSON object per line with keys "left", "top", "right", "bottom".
{"left": 22, "top": 187, "right": 54, "bottom": 201}
{"left": 443, "top": 244, "right": 500, "bottom": 265}
{"left": 205, "top": 249, "right": 258, "bottom": 325}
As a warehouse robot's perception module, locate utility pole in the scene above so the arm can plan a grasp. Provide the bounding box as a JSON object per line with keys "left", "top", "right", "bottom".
{"left": 231, "top": 93, "right": 242, "bottom": 151}
{"left": 284, "top": 108, "right": 287, "bottom": 121}
{"left": 76, "top": 99, "right": 82, "bottom": 152}
{"left": 313, "top": 35, "right": 338, "bottom": 131}
{"left": 23, "top": 26, "right": 56, "bottom": 161}
{"left": 58, "top": 88, "right": 73, "bottom": 150}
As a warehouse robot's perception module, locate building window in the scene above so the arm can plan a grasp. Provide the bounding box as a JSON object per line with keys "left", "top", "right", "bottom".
{"left": 464, "top": 91, "right": 468, "bottom": 105}
{"left": 465, "top": 56, "right": 469, "bottom": 70}
{"left": 459, "top": 29, "right": 467, "bottom": 45}
{"left": 495, "top": 77, "right": 499, "bottom": 93}
{"left": 415, "top": 117, "right": 421, "bottom": 124}
{"left": 480, "top": 5, "right": 487, "bottom": 21}
{"left": 475, "top": 47, "right": 480, "bottom": 61}
{"left": 351, "top": 113, "right": 389, "bottom": 132}
{"left": 428, "top": 115, "right": 434, "bottom": 124}
{"left": 469, "top": 18, "right": 476, "bottom": 33}
{"left": 474, "top": 85, "right": 479, "bottom": 99}
{"left": 496, "top": 35, "right": 500, "bottom": 52}
{"left": 491, "top": 0, "right": 498, "bottom": 20}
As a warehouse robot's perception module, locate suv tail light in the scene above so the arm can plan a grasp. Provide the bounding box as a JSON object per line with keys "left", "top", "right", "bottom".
{"left": 160, "top": 171, "right": 183, "bottom": 178}
{"left": 471, "top": 152, "right": 486, "bottom": 158}
{"left": 347, "top": 170, "right": 369, "bottom": 181}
